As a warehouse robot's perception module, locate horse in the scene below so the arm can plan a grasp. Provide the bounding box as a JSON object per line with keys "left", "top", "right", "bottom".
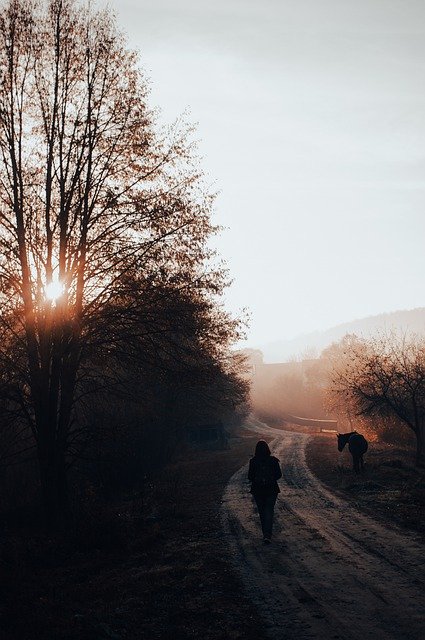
{"left": 337, "top": 431, "right": 368, "bottom": 473}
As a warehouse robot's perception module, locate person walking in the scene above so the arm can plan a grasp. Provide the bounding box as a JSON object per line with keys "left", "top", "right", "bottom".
{"left": 248, "top": 440, "right": 282, "bottom": 544}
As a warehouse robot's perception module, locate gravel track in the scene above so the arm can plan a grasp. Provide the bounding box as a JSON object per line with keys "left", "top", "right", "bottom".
{"left": 221, "top": 423, "right": 425, "bottom": 640}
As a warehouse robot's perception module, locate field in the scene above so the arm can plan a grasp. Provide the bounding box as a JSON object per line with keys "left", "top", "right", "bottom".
{"left": 306, "top": 432, "right": 425, "bottom": 538}
{"left": 2, "top": 426, "right": 424, "bottom": 639}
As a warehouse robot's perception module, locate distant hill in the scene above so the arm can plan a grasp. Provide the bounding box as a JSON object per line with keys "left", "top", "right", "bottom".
{"left": 261, "top": 308, "right": 425, "bottom": 363}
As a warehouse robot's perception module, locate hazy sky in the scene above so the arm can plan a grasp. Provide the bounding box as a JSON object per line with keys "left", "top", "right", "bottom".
{"left": 111, "top": 0, "right": 425, "bottom": 348}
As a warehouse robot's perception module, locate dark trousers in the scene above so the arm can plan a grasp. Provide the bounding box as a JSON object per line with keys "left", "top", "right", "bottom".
{"left": 253, "top": 492, "right": 277, "bottom": 539}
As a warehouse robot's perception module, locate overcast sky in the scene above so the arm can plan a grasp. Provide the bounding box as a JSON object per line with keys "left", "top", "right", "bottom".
{"left": 111, "top": 0, "right": 425, "bottom": 349}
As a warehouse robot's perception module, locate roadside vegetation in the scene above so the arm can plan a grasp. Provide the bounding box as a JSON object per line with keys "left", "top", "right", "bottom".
{"left": 306, "top": 433, "right": 425, "bottom": 538}
{"left": 0, "top": 2, "right": 251, "bottom": 636}
{"left": 0, "top": 0, "right": 248, "bottom": 526}
{"left": 249, "top": 332, "right": 424, "bottom": 465}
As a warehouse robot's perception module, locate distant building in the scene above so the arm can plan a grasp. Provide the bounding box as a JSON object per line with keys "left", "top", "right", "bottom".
{"left": 252, "top": 359, "right": 318, "bottom": 388}
{"left": 245, "top": 350, "right": 338, "bottom": 431}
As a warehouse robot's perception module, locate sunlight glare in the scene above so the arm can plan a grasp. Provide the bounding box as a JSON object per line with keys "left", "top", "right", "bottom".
{"left": 45, "top": 279, "right": 64, "bottom": 302}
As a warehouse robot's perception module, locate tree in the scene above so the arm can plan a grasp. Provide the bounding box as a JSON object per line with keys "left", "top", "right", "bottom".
{"left": 0, "top": 0, "right": 235, "bottom": 519}
{"left": 329, "top": 333, "right": 425, "bottom": 467}
{"left": 67, "top": 279, "right": 248, "bottom": 490}
{"left": 321, "top": 334, "right": 368, "bottom": 430}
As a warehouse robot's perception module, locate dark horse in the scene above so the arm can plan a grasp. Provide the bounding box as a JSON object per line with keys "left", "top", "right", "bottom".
{"left": 337, "top": 431, "right": 368, "bottom": 473}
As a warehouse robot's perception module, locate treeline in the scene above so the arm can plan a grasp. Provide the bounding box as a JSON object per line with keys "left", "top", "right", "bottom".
{"left": 0, "top": 279, "right": 248, "bottom": 511}
{"left": 249, "top": 331, "right": 424, "bottom": 467}
{"left": 0, "top": 0, "right": 248, "bottom": 522}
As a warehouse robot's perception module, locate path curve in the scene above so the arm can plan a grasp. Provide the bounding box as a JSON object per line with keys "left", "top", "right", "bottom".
{"left": 221, "top": 423, "right": 425, "bottom": 640}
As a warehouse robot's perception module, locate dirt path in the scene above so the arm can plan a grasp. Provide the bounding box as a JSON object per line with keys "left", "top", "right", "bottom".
{"left": 221, "top": 423, "right": 425, "bottom": 640}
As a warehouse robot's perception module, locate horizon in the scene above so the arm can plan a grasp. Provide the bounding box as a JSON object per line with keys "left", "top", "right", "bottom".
{"left": 255, "top": 305, "right": 425, "bottom": 362}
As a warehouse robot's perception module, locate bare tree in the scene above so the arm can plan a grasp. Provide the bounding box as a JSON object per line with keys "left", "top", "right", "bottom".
{"left": 329, "top": 333, "right": 425, "bottom": 467}
{"left": 321, "top": 334, "right": 368, "bottom": 430}
{"left": 0, "top": 0, "right": 225, "bottom": 519}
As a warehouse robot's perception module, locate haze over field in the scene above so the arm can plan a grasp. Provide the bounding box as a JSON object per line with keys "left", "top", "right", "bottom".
{"left": 113, "top": 0, "right": 425, "bottom": 347}
{"left": 261, "top": 307, "right": 425, "bottom": 362}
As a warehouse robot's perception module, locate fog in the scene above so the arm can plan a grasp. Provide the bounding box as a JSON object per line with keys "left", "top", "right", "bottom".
{"left": 262, "top": 307, "right": 425, "bottom": 362}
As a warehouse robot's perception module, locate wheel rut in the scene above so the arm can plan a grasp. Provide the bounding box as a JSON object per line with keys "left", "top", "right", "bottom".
{"left": 221, "top": 423, "right": 425, "bottom": 640}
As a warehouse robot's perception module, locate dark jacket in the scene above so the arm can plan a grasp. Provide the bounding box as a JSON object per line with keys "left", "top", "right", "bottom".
{"left": 248, "top": 455, "right": 282, "bottom": 495}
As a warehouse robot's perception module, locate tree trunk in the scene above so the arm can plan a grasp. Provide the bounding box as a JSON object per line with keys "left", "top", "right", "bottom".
{"left": 38, "top": 446, "right": 69, "bottom": 526}
{"left": 36, "top": 389, "right": 70, "bottom": 525}
{"left": 415, "top": 423, "right": 425, "bottom": 468}
{"left": 34, "top": 321, "right": 78, "bottom": 525}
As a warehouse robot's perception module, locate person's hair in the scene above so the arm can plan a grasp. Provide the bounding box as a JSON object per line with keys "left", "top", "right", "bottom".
{"left": 255, "top": 440, "right": 271, "bottom": 457}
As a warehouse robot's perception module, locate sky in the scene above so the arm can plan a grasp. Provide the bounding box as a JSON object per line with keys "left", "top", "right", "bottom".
{"left": 110, "top": 0, "right": 425, "bottom": 349}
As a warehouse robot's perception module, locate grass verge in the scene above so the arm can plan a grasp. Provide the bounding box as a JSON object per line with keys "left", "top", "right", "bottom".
{"left": 0, "top": 434, "right": 263, "bottom": 640}
{"left": 306, "top": 433, "right": 425, "bottom": 539}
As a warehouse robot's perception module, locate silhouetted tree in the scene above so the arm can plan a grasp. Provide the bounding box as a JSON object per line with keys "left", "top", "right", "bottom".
{"left": 72, "top": 277, "right": 247, "bottom": 468}
{"left": 321, "top": 334, "right": 367, "bottom": 430}
{"left": 0, "top": 0, "right": 243, "bottom": 520}
{"left": 45, "top": 278, "right": 246, "bottom": 493}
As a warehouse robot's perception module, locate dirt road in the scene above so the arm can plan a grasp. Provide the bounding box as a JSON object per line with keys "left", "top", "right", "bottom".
{"left": 222, "top": 423, "right": 425, "bottom": 640}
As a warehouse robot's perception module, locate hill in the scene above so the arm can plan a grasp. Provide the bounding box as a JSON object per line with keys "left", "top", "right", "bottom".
{"left": 261, "top": 308, "right": 425, "bottom": 363}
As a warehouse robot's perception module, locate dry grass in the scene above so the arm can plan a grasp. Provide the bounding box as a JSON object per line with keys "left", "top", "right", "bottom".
{"left": 306, "top": 433, "right": 425, "bottom": 538}
{"left": 0, "top": 435, "right": 263, "bottom": 640}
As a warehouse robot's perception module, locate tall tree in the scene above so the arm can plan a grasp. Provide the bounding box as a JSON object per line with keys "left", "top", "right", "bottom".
{"left": 0, "top": 0, "right": 231, "bottom": 519}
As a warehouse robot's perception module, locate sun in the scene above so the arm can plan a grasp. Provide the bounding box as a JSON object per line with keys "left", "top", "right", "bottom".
{"left": 45, "top": 279, "right": 64, "bottom": 302}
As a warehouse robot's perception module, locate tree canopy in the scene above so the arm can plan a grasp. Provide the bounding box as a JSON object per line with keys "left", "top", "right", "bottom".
{"left": 0, "top": 0, "right": 247, "bottom": 520}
